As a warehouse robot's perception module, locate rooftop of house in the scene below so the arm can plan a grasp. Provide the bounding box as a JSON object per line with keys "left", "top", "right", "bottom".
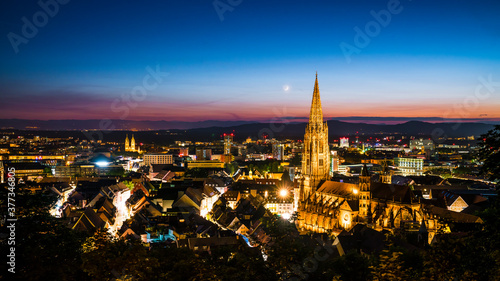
{"left": 423, "top": 205, "right": 484, "bottom": 223}
{"left": 370, "top": 182, "right": 416, "bottom": 204}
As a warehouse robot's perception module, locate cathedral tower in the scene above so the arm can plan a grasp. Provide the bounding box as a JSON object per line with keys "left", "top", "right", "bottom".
{"left": 380, "top": 159, "right": 392, "bottom": 184}
{"left": 125, "top": 134, "right": 130, "bottom": 151}
{"left": 301, "top": 73, "right": 330, "bottom": 199}
{"left": 130, "top": 134, "right": 136, "bottom": 152}
{"left": 359, "top": 164, "right": 372, "bottom": 219}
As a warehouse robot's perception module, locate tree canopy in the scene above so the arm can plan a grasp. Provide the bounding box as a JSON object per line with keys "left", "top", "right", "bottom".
{"left": 477, "top": 125, "right": 500, "bottom": 181}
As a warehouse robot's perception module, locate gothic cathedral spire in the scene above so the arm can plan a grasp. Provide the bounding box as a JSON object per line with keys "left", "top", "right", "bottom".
{"left": 125, "top": 134, "right": 130, "bottom": 151}
{"left": 309, "top": 72, "right": 324, "bottom": 125}
{"left": 130, "top": 134, "right": 136, "bottom": 152}
{"left": 300, "top": 73, "right": 330, "bottom": 200}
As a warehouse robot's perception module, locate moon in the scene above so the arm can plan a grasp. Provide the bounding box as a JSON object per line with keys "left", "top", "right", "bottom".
{"left": 283, "top": 85, "right": 290, "bottom": 92}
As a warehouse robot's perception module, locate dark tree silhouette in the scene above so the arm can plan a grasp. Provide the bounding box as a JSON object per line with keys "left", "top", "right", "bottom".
{"left": 477, "top": 125, "right": 500, "bottom": 181}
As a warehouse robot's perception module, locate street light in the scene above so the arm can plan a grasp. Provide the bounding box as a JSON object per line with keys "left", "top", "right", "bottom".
{"left": 279, "top": 189, "right": 288, "bottom": 198}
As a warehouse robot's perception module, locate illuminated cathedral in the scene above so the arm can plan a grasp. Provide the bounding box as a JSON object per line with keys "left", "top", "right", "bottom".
{"left": 125, "top": 134, "right": 140, "bottom": 153}
{"left": 300, "top": 72, "right": 330, "bottom": 200}
{"left": 296, "top": 74, "right": 443, "bottom": 240}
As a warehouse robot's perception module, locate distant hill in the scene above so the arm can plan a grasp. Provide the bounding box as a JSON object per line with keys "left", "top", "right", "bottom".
{"left": 0, "top": 119, "right": 495, "bottom": 142}
{"left": 0, "top": 119, "right": 257, "bottom": 130}
{"left": 183, "top": 120, "right": 496, "bottom": 140}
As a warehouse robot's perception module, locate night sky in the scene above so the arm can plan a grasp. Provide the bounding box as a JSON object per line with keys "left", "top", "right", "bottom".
{"left": 1, "top": 0, "right": 499, "bottom": 122}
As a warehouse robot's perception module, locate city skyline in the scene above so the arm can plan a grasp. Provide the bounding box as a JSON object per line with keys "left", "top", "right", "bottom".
{"left": 1, "top": 0, "right": 500, "bottom": 122}
{"left": 2, "top": 2, "right": 500, "bottom": 280}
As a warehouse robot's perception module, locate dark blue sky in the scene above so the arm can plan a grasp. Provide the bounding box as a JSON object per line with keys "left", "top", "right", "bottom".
{"left": 1, "top": 0, "right": 499, "bottom": 121}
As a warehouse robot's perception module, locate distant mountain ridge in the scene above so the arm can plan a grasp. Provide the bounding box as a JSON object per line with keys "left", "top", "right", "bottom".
{"left": 0, "top": 119, "right": 257, "bottom": 130}
{"left": 0, "top": 118, "right": 498, "bottom": 131}
{"left": 183, "top": 120, "right": 495, "bottom": 140}
{"left": 0, "top": 119, "right": 495, "bottom": 141}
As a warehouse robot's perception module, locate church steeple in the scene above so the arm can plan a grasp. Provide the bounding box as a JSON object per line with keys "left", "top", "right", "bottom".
{"left": 125, "top": 134, "right": 130, "bottom": 151}
{"left": 309, "top": 72, "right": 324, "bottom": 125}
{"left": 300, "top": 73, "right": 330, "bottom": 200}
{"left": 361, "top": 164, "right": 370, "bottom": 178}
{"left": 380, "top": 159, "right": 392, "bottom": 184}
{"left": 359, "top": 163, "right": 372, "bottom": 218}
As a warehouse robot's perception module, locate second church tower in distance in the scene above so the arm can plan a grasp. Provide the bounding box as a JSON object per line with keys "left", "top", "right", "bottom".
{"left": 300, "top": 73, "right": 330, "bottom": 200}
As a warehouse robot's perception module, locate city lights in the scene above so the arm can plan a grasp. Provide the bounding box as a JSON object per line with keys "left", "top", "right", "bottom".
{"left": 2, "top": 1, "right": 499, "bottom": 278}
{"left": 95, "top": 161, "right": 110, "bottom": 167}
{"left": 281, "top": 213, "right": 291, "bottom": 220}
{"left": 279, "top": 189, "right": 288, "bottom": 198}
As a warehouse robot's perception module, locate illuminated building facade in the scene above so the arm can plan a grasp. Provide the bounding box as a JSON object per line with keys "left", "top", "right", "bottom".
{"left": 179, "top": 147, "right": 189, "bottom": 157}
{"left": 394, "top": 157, "right": 424, "bottom": 176}
{"left": 272, "top": 143, "right": 284, "bottom": 160}
{"left": 296, "top": 74, "right": 447, "bottom": 242}
{"left": 125, "top": 134, "right": 141, "bottom": 153}
{"left": 7, "top": 154, "right": 65, "bottom": 169}
{"left": 8, "top": 155, "right": 65, "bottom": 161}
{"left": 196, "top": 148, "right": 212, "bottom": 160}
{"left": 380, "top": 160, "right": 392, "bottom": 184}
{"left": 3, "top": 162, "right": 46, "bottom": 178}
{"left": 340, "top": 137, "right": 349, "bottom": 148}
{"left": 54, "top": 164, "right": 124, "bottom": 177}
{"left": 299, "top": 73, "right": 330, "bottom": 201}
{"left": 186, "top": 160, "right": 225, "bottom": 169}
{"left": 223, "top": 134, "right": 233, "bottom": 155}
{"left": 221, "top": 134, "right": 234, "bottom": 163}
{"left": 297, "top": 165, "right": 438, "bottom": 238}
{"left": 130, "top": 135, "right": 135, "bottom": 151}
{"left": 125, "top": 134, "right": 130, "bottom": 151}
{"left": 223, "top": 133, "right": 234, "bottom": 163}
{"left": 265, "top": 196, "right": 294, "bottom": 219}
{"left": 330, "top": 151, "right": 340, "bottom": 174}
{"left": 409, "top": 138, "right": 435, "bottom": 151}
{"left": 143, "top": 154, "right": 173, "bottom": 166}
{"left": 0, "top": 161, "right": 4, "bottom": 183}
